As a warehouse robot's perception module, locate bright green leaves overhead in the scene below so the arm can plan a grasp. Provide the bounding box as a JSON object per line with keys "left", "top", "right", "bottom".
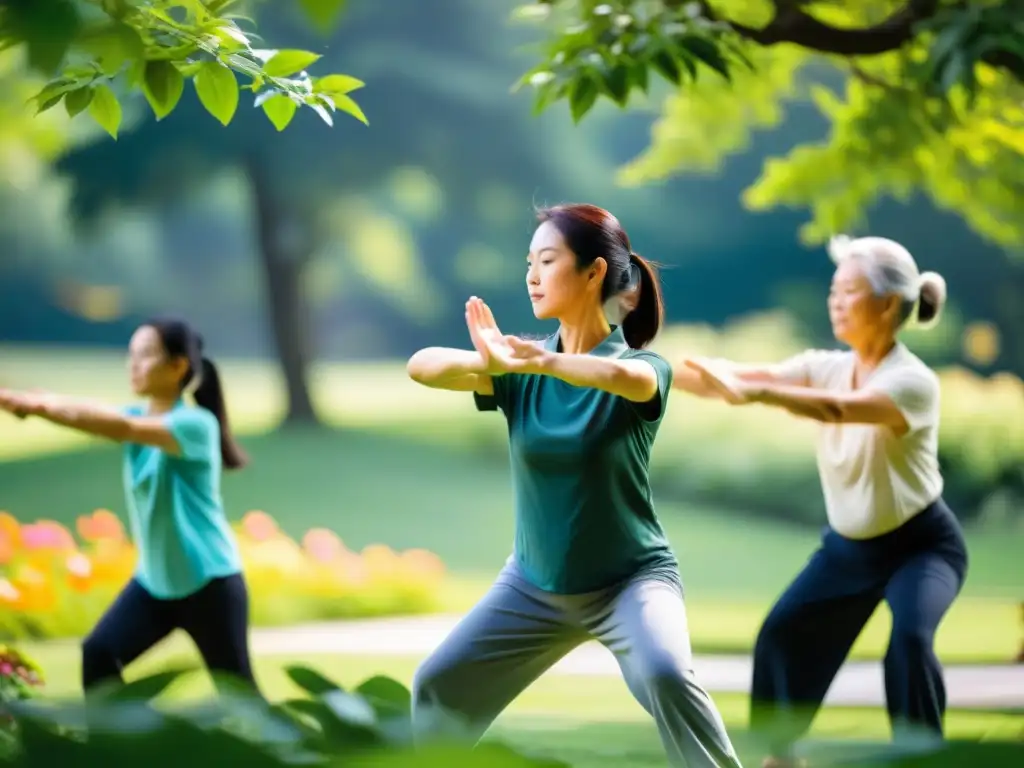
{"left": 618, "top": 44, "right": 806, "bottom": 183}
{"left": 743, "top": 56, "right": 1024, "bottom": 247}
{"left": 512, "top": 0, "right": 753, "bottom": 122}
{"left": 263, "top": 50, "right": 322, "bottom": 78}
{"left": 88, "top": 83, "right": 122, "bottom": 138}
{"left": 2, "top": 0, "right": 368, "bottom": 138}
{"left": 297, "top": 0, "right": 349, "bottom": 32}
{"left": 143, "top": 60, "right": 184, "bottom": 120}
{"left": 521, "top": 0, "right": 1024, "bottom": 250}
{"left": 193, "top": 60, "right": 237, "bottom": 125}
{"left": 918, "top": 2, "right": 1024, "bottom": 101}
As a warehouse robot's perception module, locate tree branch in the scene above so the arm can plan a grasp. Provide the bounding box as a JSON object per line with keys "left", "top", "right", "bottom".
{"left": 695, "top": 0, "right": 941, "bottom": 56}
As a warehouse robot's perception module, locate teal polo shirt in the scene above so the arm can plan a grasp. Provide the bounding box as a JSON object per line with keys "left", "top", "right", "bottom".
{"left": 475, "top": 326, "right": 679, "bottom": 594}
{"left": 121, "top": 401, "right": 242, "bottom": 599}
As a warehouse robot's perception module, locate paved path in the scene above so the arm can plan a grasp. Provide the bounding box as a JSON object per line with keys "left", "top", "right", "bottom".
{"left": 250, "top": 615, "right": 1024, "bottom": 710}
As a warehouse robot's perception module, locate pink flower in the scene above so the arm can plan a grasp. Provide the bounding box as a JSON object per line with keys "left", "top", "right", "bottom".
{"left": 0, "top": 663, "right": 12, "bottom": 676}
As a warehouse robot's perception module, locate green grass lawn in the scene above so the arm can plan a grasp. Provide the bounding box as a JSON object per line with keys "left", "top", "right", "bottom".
{"left": 19, "top": 641, "right": 1023, "bottom": 768}
{"left": 0, "top": 346, "right": 1021, "bottom": 662}
{"left": 0, "top": 427, "right": 1020, "bottom": 663}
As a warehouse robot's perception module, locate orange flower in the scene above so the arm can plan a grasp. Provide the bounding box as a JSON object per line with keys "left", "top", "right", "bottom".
{"left": 77, "top": 510, "right": 125, "bottom": 543}
{"left": 0, "top": 534, "right": 13, "bottom": 567}
{"left": 0, "top": 512, "right": 21, "bottom": 549}
{"left": 11, "top": 565, "right": 56, "bottom": 612}
{"left": 19, "top": 520, "right": 75, "bottom": 552}
{"left": 0, "top": 579, "right": 21, "bottom": 610}
{"left": 302, "top": 528, "right": 344, "bottom": 563}
{"left": 400, "top": 548, "right": 446, "bottom": 580}
{"left": 65, "top": 552, "right": 93, "bottom": 593}
{"left": 89, "top": 540, "right": 137, "bottom": 584}
{"left": 240, "top": 511, "right": 278, "bottom": 542}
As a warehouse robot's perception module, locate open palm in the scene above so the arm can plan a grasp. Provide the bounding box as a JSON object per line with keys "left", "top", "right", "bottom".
{"left": 683, "top": 358, "right": 755, "bottom": 405}
{"left": 465, "top": 297, "right": 543, "bottom": 375}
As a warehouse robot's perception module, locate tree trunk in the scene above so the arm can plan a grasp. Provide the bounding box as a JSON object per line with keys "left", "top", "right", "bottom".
{"left": 244, "top": 154, "right": 319, "bottom": 426}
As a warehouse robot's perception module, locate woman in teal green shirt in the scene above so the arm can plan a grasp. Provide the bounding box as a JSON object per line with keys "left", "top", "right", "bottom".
{"left": 0, "top": 318, "right": 256, "bottom": 694}
{"left": 406, "top": 204, "right": 742, "bottom": 768}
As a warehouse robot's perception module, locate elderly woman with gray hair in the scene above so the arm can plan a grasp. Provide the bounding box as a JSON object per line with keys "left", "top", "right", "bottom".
{"left": 673, "top": 236, "right": 967, "bottom": 767}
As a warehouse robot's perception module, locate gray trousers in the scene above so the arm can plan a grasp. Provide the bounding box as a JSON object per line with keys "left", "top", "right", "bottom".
{"left": 412, "top": 563, "right": 743, "bottom": 767}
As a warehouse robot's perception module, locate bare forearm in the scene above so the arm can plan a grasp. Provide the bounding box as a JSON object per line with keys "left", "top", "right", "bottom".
{"left": 752, "top": 384, "right": 842, "bottom": 422}
{"left": 540, "top": 354, "right": 657, "bottom": 402}
{"left": 407, "top": 348, "right": 486, "bottom": 388}
{"left": 29, "top": 395, "right": 131, "bottom": 440}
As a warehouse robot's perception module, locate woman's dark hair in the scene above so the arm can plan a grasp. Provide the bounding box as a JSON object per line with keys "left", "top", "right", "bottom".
{"left": 143, "top": 317, "right": 247, "bottom": 470}
{"left": 535, "top": 203, "right": 664, "bottom": 348}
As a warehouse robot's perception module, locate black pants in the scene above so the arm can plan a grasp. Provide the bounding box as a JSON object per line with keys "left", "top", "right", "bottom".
{"left": 81, "top": 573, "right": 257, "bottom": 693}
{"left": 750, "top": 499, "right": 968, "bottom": 755}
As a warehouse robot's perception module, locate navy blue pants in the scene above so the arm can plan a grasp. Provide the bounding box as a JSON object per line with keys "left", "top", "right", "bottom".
{"left": 750, "top": 499, "right": 967, "bottom": 754}
{"left": 81, "top": 573, "right": 257, "bottom": 693}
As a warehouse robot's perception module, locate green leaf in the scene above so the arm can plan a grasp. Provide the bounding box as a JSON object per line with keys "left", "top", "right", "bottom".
{"left": 78, "top": 21, "right": 145, "bottom": 76}
{"left": 7, "top": 0, "right": 81, "bottom": 74}
{"left": 194, "top": 61, "right": 239, "bottom": 125}
{"left": 330, "top": 92, "right": 369, "bottom": 124}
{"left": 284, "top": 665, "right": 342, "bottom": 696}
{"left": 88, "top": 83, "right": 122, "bottom": 138}
{"left": 298, "top": 0, "right": 349, "bottom": 32}
{"left": 650, "top": 51, "right": 682, "bottom": 85}
{"left": 628, "top": 62, "right": 649, "bottom": 93}
{"left": 679, "top": 35, "right": 731, "bottom": 81}
{"left": 32, "top": 78, "right": 79, "bottom": 114}
{"left": 65, "top": 86, "right": 94, "bottom": 117}
{"left": 569, "top": 74, "right": 599, "bottom": 123}
{"left": 315, "top": 73, "right": 365, "bottom": 95}
{"left": 354, "top": 675, "right": 411, "bottom": 716}
{"left": 143, "top": 60, "right": 185, "bottom": 120}
{"left": 602, "top": 64, "right": 630, "bottom": 107}
{"left": 261, "top": 93, "right": 298, "bottom": 131}
{"left": 263, "top": 50, "right": 322, "bottom": 78}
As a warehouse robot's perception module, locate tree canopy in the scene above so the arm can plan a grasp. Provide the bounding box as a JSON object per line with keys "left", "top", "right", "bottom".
{"left": 0, "top": 0, "right": 365, "bottom": 137}
{"left": 514, "top": 0, "right": 1024, "bottom": 247}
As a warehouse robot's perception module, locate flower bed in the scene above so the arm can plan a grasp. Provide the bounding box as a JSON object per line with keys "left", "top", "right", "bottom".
{"left": 0, "top": 510, "right": 447, "bottom": 640}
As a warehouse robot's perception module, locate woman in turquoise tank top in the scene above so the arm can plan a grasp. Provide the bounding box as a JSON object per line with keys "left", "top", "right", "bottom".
{"left": 0, "top": 318, "right": 256, "bottom": 694}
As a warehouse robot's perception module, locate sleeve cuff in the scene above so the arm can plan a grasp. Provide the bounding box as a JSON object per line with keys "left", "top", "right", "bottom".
{"left": 473, "top": 391, "right": 499, "bottom": 412}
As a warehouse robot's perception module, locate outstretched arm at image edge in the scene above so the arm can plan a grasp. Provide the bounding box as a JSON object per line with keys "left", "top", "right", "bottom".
{"left": 406, "top": 348, "right": 493, "bottom": 394}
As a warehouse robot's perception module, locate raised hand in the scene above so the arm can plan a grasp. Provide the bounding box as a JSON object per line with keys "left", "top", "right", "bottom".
{"left": 465, "top": 297, "right": 546, "bottom": 375}
{"left": 682, "top": 358, "right": 757, "bottom": 405}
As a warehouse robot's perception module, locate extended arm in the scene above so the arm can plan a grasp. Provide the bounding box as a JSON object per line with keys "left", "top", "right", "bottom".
{"left": 406, "top": 348, "right": 494, "bottom": 395}
{"left": 672, "top": 358, "right": 811, "bottom": 398}
{"left": 538, "top": 353, "right": 659, "bottom": 403}
{"left": 749, "top": 384, "right": 913, "bottom": 433}
{"left": 0, "top": 390, "right": 183, "bottom": 451}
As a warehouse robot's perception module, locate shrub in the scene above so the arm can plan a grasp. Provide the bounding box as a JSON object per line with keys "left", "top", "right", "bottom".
{"left": 2, "top": 666, "right": 1020, "bottom": 767}
{"left": 0, "top": 510, "right": 447, "bottom": 641}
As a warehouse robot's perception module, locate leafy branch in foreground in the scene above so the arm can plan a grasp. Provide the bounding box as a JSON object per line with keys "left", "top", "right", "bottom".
{"left": 0, "top": 0, "right": 367, "bottom": 138}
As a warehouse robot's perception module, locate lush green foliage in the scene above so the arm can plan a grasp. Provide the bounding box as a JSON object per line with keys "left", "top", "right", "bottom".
{"left": 516, "top": 0, "right": 1024, "bottom": 248}
{"left": 2, "top": 663, "right": 1021, "bottom": 766}
{"left": 0, "top": 0, "right": 366, "bottom": 137}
